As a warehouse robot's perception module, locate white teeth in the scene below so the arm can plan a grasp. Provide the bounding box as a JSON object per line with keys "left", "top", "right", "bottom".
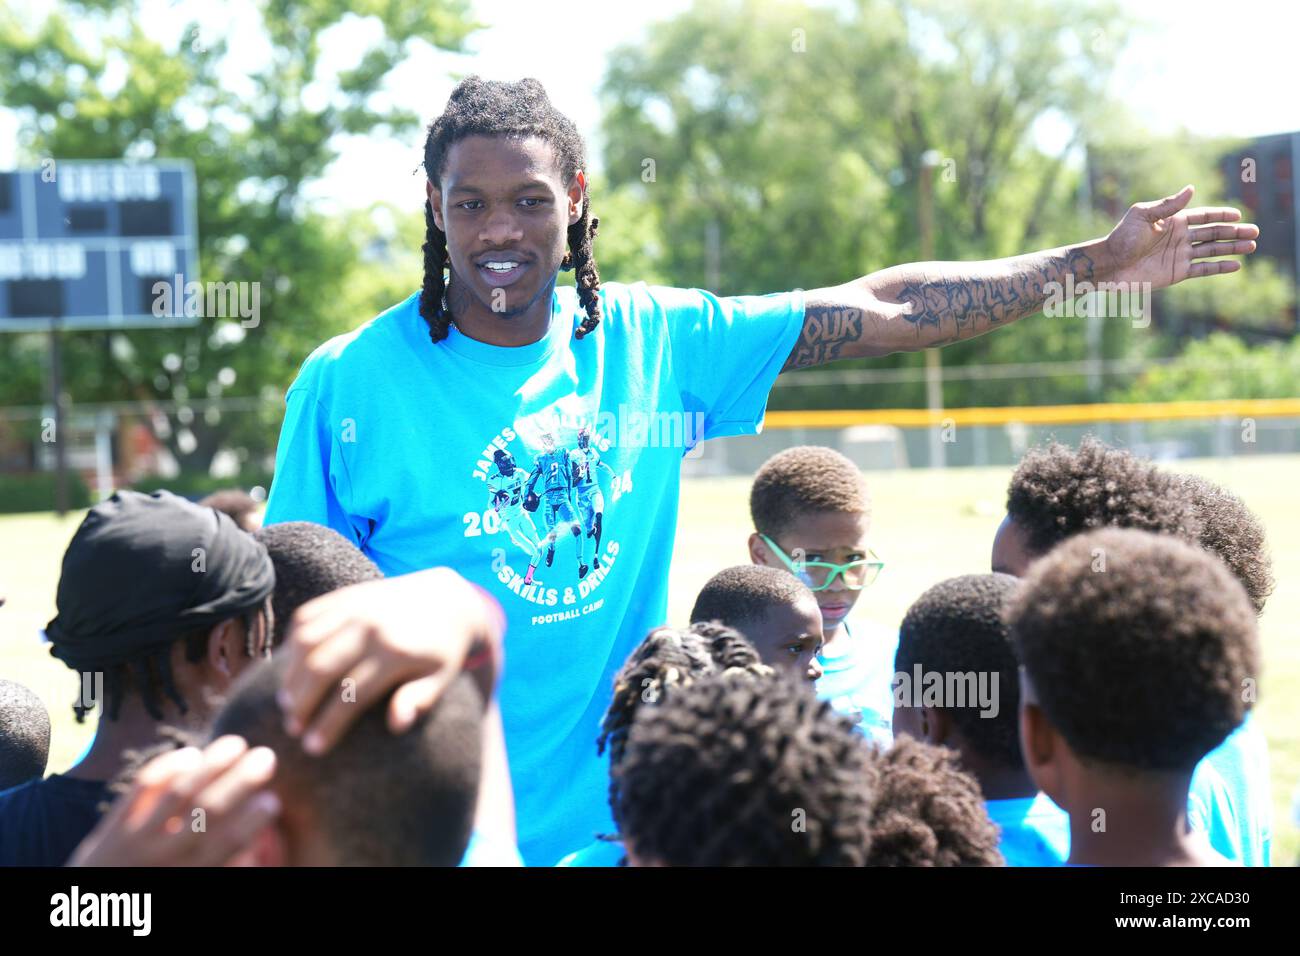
{"left": 484, "top": 261, "right": 519, "bottom": 272}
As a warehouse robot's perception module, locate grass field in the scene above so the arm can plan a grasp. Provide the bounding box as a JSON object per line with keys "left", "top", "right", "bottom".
{"left": 3, "top": 454, "right": 1298, "bottom": 864}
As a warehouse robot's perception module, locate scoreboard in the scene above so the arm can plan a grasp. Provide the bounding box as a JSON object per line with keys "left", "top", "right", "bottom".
{"left": 0, "top": 160, "right": 198, "bottom": 331}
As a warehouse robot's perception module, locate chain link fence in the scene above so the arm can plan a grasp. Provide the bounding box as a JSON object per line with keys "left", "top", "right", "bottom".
{"left": 686, "top": 408, "right": 1300, "bottom": 477}
{"left": 0, "top": 395, "right": 1297, "bottom": 510}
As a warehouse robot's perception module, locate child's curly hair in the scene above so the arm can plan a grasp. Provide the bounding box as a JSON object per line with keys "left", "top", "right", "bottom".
{"left": 866, "top": 737, "right": 1004, "bottom": 866}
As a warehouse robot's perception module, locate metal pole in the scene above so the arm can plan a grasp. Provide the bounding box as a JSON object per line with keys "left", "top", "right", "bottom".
{"left": 1291, "top": 132, "right": 1300, "bottom": 332}
{"left": 919, "top": 153, "right": 946, "bottom": 469}
{"left": 705, "top": 219, "right": 721, "bottom": 291}
{"left": 49, "top": 318, "right": 69, "bottom": 516}
{"left": 95, "top": 409, "right": 114, "bottom": 501}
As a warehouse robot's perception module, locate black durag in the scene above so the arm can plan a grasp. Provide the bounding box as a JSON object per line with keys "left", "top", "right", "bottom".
{"left": 46, "top": 490, "right": 275, "bottom": 671}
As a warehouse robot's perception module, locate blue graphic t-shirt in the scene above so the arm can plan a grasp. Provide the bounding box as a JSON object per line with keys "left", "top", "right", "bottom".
{"left": 264, "top": 281, "right": 805, "bottom": 866}
{"left": 985, "top": 792, "right": 1070, "bottom": 867}
{"left": 816, "top": 620, "right": 898, "bottom": 749}
{"left": 1188, "top": 715, "right": 1272, "bottom": 867}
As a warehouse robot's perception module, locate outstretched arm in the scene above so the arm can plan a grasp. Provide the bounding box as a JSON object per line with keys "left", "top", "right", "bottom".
{"left": 783, "top": 186, "right": 1258, "bottom": 371}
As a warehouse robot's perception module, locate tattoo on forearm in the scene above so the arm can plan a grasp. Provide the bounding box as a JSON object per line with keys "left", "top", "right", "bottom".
{"left": 783, "top": 306, "right": 864, "bottom": 371}
{"left": 897, "top": 247, "right": 1096, "bottom": 336}
{"left": 783, "top": 246, "right": 1097, "bottom": 371}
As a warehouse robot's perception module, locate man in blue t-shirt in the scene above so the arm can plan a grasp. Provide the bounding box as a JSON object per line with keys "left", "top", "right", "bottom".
{"left": 263, "top": 76, "right": 1255, "bottom": 865}
{"left": 892, "top": 573, "right": 1069, "bottom": 866}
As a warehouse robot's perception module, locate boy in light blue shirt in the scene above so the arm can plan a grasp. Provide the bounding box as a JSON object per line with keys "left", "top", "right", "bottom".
{"left": 982, "top": 792, "right": 1071, "bottom": 867}
{"left": 1009, "top": 529, "right": 1257, "bottom": 866}
{"left": 1187, "top": 718, "right": 1272, "bottom": 867}
{"left": 892, "top": 573, "right": 1069, "bottom": 866}
{"left": 1176, "top": 472, "right": 1275, "bottom": 866}
{"left": 815, "top": 618, "right": 899, "bottom": 750}
{"left": 992, "top": 441, "right": 1276, "bottom": 865}
{"left": 746, "top": 446, "right": 896, "bottom": 747}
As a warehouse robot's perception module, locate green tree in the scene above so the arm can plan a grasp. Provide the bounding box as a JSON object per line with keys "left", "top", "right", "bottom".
{"left": 1122, "top": 332, "right": 1300, "bottom": 403}
{"left": 1158, "top": 257, "right": 1296, "bottom": 338}
{"left": 599, "top": 0, "right": 1253, "bottom": 410}
{"left": 0, "top": 0, "right": 476, "bottom": 473}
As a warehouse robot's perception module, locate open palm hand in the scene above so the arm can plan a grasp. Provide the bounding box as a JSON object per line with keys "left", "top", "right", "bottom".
{"left": 1105, "top": 185, "right": 1258, "bottom": 290}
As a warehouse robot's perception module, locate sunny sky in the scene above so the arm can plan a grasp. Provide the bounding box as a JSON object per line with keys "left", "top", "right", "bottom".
{"left": 3, "top": 0, "right": 1297, "bottom": 214}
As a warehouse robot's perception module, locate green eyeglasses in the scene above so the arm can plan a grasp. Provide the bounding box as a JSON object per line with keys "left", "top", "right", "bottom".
{"left": 760, "top": 534, "right": 885, "bottom": 592}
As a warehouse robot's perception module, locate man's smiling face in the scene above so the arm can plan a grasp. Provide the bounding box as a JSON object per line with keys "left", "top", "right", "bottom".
{"left": 428, "top": 134, "right": 584, "bottom": 342}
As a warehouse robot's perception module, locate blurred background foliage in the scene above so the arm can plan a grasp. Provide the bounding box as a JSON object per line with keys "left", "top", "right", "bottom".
{"left": 0, "top": 0, "right": 1293, "bottom": 478}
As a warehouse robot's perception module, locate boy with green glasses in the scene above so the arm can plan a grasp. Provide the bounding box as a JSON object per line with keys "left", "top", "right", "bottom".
{"left": 757, "top": 534, "right": 885, "bottom": 593}
{"left": 747, "top": 446, "right": 896, "bottom": 745}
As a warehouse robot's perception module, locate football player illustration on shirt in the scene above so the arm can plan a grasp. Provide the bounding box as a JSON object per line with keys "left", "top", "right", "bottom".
{"left": 487, "top": 448, "right": 545, "bottom": 585}
{"left": 525, "top": 431, "right": 588, "bottom": 578}
{"left": 568, "top": 425, "right": 617, "bottom": 569}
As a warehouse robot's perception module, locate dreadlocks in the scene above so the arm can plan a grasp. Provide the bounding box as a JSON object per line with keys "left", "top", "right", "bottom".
{"left": 598, "top": 621, "right": 770, "bottom": 773}
{"left": 75, "top": 602, "right": 270, "bottom": 724}
{"left": 420, "top": 76, "right": 602, "bottom": 344}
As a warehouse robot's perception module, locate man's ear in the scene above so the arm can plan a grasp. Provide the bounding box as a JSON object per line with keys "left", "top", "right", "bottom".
{"left": 205, "top": 618, "right": 243, "bottom": 681}
{"left": 1019, "top": 701, "right": 1062, "bottom": 802}
{"left": 920, "top": 706, "right": 951, "bottom": 746}
{"left": 567, "top": 171, "right": 586, "bottom": 226}
{"left": 427, "top": 180, "right": 445, "bottom": 232}
{"left": 747, "top": 531, "right": 770, "bottom": 566}
{"left": 891, "top": 701, "right": 921, "bottom": 742}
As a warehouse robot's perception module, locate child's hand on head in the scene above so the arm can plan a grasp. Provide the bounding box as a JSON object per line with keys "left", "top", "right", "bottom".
{"left": 277, "top": 567, "right": 506, "bottom": 755}
{"left": 70, "top": 735, "right": 280, "bottom": 867}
